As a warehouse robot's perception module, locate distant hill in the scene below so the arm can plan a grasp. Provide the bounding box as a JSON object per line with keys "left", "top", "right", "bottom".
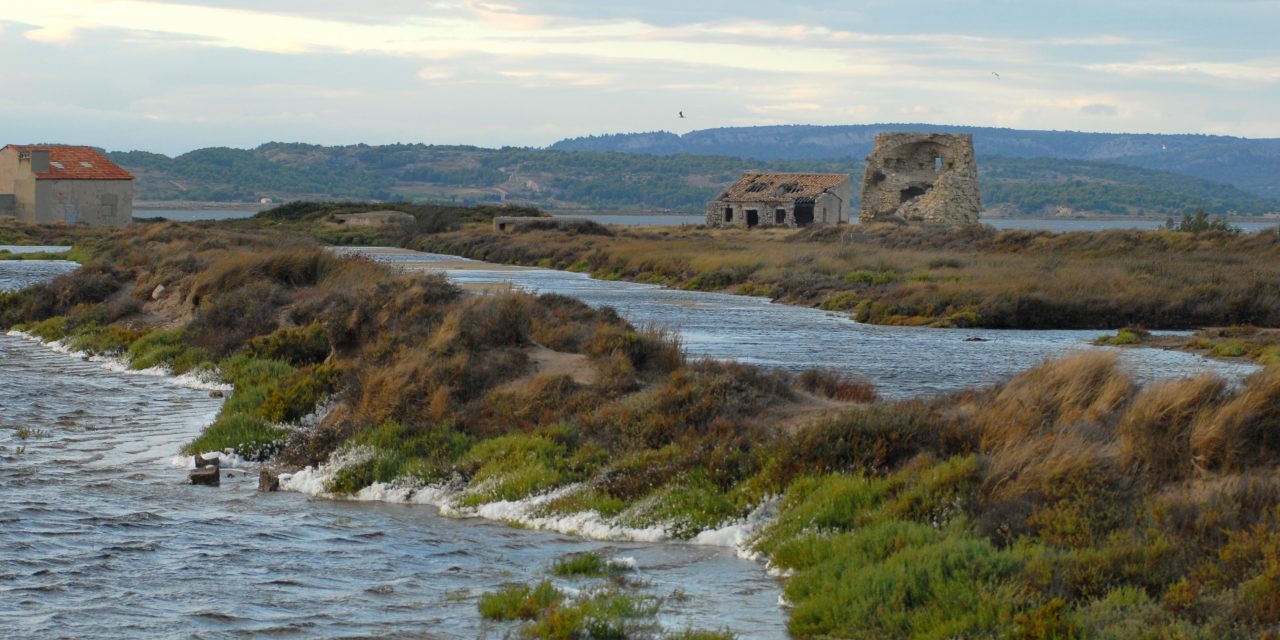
{"left": 550, "top": 124, "right": 1280, "bottom": 200}
{"left": 107, "top": 141, "right": 1280, "bottom": 216}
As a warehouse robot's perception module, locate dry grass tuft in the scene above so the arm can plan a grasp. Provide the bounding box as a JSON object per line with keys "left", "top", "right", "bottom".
{"left": 1117, "top": 375, "right": 1226, "bottom": 480}
{"left": 1190, "top": 368, "right": 1280, "bottom": 472}
{"left": 974, "top": 351, "right": 1133, "bottom": 450}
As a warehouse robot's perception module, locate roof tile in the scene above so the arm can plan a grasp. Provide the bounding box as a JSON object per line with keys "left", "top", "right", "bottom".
{"left": 3, "top": 145, "right": 133, "bottom": 180}
{"left": 720, "top": 172, "right": 846, "bottom": 201}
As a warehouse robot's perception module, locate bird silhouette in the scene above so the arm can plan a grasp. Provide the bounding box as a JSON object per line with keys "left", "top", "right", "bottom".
{"left": 991, "top": 71, "right": 1000, "bottom": 80}
{"left": 679, "top": 111, "right": 685, "bottom": 118}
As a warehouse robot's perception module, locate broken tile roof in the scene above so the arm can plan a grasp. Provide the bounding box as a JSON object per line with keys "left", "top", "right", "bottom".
{"left": 719, "top": 172, "right": 847, "bottom": 201}
{"left": 3, "top": 145, "right": 133, "bottom": 180}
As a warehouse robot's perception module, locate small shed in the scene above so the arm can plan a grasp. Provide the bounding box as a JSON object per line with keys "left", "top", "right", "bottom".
{"left": 706, "top": 172, "right": 851, "bottom": 228}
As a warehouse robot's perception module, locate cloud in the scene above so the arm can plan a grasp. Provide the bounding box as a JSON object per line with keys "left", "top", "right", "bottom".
{"left": 1080, "top": 103, "right": 1119, "bottom": 116}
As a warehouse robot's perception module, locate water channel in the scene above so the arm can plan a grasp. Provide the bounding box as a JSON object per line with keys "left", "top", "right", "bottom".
{"left": 0, "top": 257, "right": 787, "bottom": 639}
{"left": 355, "top": 248, "right": 1258, "bottom": 398}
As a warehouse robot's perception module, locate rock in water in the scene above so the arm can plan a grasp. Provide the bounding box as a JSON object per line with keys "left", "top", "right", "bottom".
{"left": 258, "top": 470, "right": 280, "bottom": 492}
{"left": 194, "top": 454, "right": 221, "bottom": 468}
{"left": 189, "top": 467, "right": 220, "bottom": 486}
{"left": 208, "top": 389, "right": 224, "bottom": 398}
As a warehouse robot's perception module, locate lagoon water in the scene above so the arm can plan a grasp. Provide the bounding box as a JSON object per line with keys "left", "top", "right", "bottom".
{"left": 0, "top": 259, "right": 788, "bottom": 639}
{"left": 359, "top": 248, "right": 1259, "bottom": 398}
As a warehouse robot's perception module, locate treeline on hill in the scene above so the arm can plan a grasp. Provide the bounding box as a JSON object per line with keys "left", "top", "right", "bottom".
{"left": 9, "top": 219, "right": 1280, "bottom": 636}
{"left": 106, "top": 142, "right": 1280, "bottom": 215}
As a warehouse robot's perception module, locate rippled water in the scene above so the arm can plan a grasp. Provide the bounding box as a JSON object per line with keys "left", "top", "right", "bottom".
{"left": 357, "top": 248, "right": 1259, "bottom": 397}
{"left": 0, "top": 261, "right": 787, "bottom": 639}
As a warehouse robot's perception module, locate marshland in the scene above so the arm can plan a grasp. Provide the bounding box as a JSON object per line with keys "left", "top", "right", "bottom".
{"left": 6, "top": 206, "right": 1280, "bottom": 638}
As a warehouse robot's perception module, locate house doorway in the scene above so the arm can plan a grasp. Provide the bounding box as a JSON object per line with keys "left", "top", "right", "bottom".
{"left": 794, "top": 203, "right": 815, "bottom": 226}
{"left": 746, "top": 209, "right": 759, "bottom": 228}
{"left": 775, "top": 209, "right": 786, "bottom": 224}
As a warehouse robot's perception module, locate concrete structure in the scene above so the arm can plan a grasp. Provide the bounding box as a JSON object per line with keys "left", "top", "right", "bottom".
{"left": 706, "top": 173, "right": 851, "bottom": 228}
{"left": 859, "top": 133, "right": 981, "bottom": 225}
{"left": 0, "top": 145, "right": 134, "bottom": 226}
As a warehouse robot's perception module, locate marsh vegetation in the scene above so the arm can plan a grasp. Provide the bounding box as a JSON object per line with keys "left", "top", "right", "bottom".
{"left": 7, "top": 214, "right": 1280, "bottom": 637}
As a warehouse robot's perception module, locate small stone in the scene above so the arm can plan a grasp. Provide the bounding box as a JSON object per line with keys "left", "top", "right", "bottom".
{"left": 209, "top": 389, "right": 224, "bottom": 398}
{"left": 151, "top": 284, "right": 166, "bottom": 300}
{"left": 258, "top": 470, "right": 280, "bottom": 492}
{"left": 194, "top": 453, "right": 221, "bottom": 468}
{"left": 189, "top": 466, "right": 220, "bottom": 486}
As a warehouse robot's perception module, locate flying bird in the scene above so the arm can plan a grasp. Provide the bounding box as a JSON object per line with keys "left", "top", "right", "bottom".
{"left": 679, "top": 111, "right": 685, "bottom": 118}
{"left": 991, "top": 71, "right": 1000, "bottom": 80}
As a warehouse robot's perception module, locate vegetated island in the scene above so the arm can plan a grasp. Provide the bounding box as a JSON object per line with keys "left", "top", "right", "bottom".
{"left": 418, "top": 211, "right": 1280, "bottom": 331}
{"left": 8, "top": 209, "right": 1280, "bottom": 637}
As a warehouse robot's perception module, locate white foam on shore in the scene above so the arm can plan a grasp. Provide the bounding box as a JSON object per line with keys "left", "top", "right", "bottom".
{"left": 279, "top": 448, "right": 775, "bottom": 554}
{"left": 6, "top": 330, "right": 232, "bottom": 392}
{"left": 691, "top": 497, "right": 780, "bottom": 561}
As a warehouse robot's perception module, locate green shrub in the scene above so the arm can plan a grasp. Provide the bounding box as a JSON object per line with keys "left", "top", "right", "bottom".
{"left": 617, "top": 470, "right": 739, "bottom": 539}
{"left": 818, "top": 292, "right": 861, "bottom": 311}
{"left": 22, "top": 315, "right": 69, "bottom": 341}
{"left": 327, "top": 421, "right": 474, "bottom": 494}
{"left": 1211, "top": 339, "right": 1249, "bottom": 357}
{"left": 458, "top": 433, "right": 568, "bottom": 506}
{"left": 244, "top": 323, "right": 330, "bottom": 366}
{"left": 260, "top": 362, "right": 340, "bottom": 424}
{"left": 127, "top": 329, "right": 212, "bottom": 373}
{"left": 478, "top": 580, "right": 564, "bottom": 621}
{"left": 551, "top": 552, "right": 634, "bottom": 578}
{"left": 181, "top": 412, "right": 284, "bottom": 461}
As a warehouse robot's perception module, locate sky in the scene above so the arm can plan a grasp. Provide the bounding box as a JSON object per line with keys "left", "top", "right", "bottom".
{"left": 1, "top": 0, "right": 1277, "bottom": 155}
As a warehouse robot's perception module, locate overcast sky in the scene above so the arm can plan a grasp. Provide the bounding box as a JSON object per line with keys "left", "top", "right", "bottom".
{"left": 1, "top": 0, "right": 1277, "bottom": 155}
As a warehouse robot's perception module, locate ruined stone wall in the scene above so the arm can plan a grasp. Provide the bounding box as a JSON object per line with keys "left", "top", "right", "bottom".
{"left": 859, "top": 133, "right": 981, "bottom": 225}
{"left": 706, "top": 201, "right": 805, "bottom": 228}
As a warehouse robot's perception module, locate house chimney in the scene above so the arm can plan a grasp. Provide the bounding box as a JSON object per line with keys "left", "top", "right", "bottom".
{"left": 30, "top": 149, "right": 50, "bottom": 173}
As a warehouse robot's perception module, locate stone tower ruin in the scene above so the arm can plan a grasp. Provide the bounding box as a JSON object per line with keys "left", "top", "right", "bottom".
{"left": 859, "top": 133, "right": 981, "bottom": 225}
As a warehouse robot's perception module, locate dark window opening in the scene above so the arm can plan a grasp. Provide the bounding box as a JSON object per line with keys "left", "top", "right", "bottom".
{"left": 724, "top": 207, "right": 733, "bottom": 223}
{"left": 775, "top": 208, "right": 786, "bottom": 224}
{"left": 869, "top": 170, "right": 886, "bottom": 185}
{"left": 794, "top": 203, "right": 815, "bottom": 226}
{"left": 746, "top": 209, "right": 759, "bottom": 228}
{"left": 900, "top": 186, "right": 928, "bottom": 204}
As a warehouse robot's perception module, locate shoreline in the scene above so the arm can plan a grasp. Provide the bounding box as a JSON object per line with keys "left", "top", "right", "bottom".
{"left": 10, "top": 217, "right": 1280, "bottom": 636}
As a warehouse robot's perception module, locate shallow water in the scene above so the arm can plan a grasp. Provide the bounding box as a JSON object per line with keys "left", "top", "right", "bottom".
{"left": 0, "top": 262, "right": 787, "bottom": 639}
{"left": 356, "top": 248, "right": 1259, "bottom": 398}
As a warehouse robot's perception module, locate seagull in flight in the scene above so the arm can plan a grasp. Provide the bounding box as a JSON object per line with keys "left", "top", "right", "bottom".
{"left": 991, "top": 71, "right": 1000, "bottom": 80}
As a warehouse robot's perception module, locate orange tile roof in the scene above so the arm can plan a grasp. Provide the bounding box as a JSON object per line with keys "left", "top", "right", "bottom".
{"left": 3, "top": 145, "right": 133, "bottom": 180}
{"left": 720, "top": 172, "right": 846, "bottom": 201}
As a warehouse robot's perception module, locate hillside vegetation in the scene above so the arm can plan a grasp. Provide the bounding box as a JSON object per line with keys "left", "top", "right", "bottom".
{"left": 105, "top": 142, "right": 1279, "bottom": 216}
{"left": 7, "top": 217, "right": 1280, "bottom": 637}
{"left": 553, "top": 123, "right": 1280, "bottom": 199}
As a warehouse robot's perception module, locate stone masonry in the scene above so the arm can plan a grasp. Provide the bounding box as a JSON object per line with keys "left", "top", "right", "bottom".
{"left": 859, "top": 133, "right": 981, "bottom": 225}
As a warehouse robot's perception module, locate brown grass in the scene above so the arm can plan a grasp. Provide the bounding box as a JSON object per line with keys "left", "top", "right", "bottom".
{"left": 1118, "top": 375, "right": 1226, "bottom": 480}
{"left": 1190, "top": 368, "right": 1280, "bottom": 472}
{"left": 419, "top": 223, "right": 1280, "bottom": 329}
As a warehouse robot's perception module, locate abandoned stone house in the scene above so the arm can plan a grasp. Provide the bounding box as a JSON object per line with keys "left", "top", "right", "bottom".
{"left": 859, "top": 133, "right": 981, "bottom": 225}
{"left": 706, "top": 172, "right": 851, "bottom": 228}
{"left": 0, "top": 145, "right": 134, "bottom": 227}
